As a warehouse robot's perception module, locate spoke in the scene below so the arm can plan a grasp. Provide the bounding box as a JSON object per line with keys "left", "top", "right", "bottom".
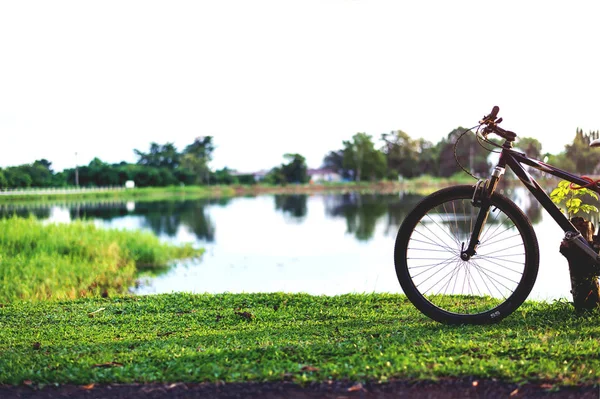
{"left": 446, "top": 200, "right": 466, "bottom": 247}
{"left": 479, "top": 224, "right": 519, "bottom": 246}
{"left": 409, "top": 255, "right": 457, "bottom": 279}
{"left": 477, "top": 254, "right": 526, "bottom": 267}
{"left": 408, "top": 261, "right": 459, "bottom": 270}
{"left": 451, "top": 262, "right": 460, "bottom": 294}
{"left": 413, "top": 226, "right": 459, "bottom": 253}
{"left": 408, "top": 247, "right": 458, "bottom": 253}
{"left": 461, "top": 262, "right": 468, "bottom": 296}
{"left": 479, "top": 209, "right": 507, "bottom": 242}
{"left": 471, "top": 260, "right": 509, "bottom": 299}
{"left": 467, "top": 201, "right": 473, "bottom": 243}
{"left": 475, "top": 255, "right": 525, "bottom": 275}
{"left": 440, "top": 260, "right": 462, "bottom": 295}
{"left": 480, "top": 233, "right": 523, "bottom": 247}
{"left": 441, "top": 202, "right": 461, "bottom": 247}
{"left": 466, "top": 264, "right": 482, "bottom": 296}
{"left": 423, "top": 212, "right": 462, "bottom": 247}
{"left": 472, "top": 260, "right": 496, "bottom": 298}
{"left": 479, "top": 243, "right": 524, "bottom": 256}
{"left": 478, "top": 253, "right": 526, "bottom": 259}
{"left": 409, "top": 236, "right": 458, "bottom": 253}
{"left": 462, "top": 265, "right": 476, "bottom": 314}
{"left": 417, "top": 261, "right": 460, "bottom": 294}
{"left": 471, "top": 262, "right": 521, "bottom": 285}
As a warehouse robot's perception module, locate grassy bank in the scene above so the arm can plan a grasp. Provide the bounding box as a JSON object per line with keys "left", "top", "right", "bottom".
{"left": 0, "top": 294, "right": 598, "bottom": 387}
{"left": 0, "top": 175, "right": 479, "bottom": 204}
{"left": 0, "top": 217, "right": 202, "bottom": 302}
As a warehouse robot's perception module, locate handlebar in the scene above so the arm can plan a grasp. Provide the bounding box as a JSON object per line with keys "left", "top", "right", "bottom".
{"left": 480, "top": 106, "right": 517, "bottom": 142}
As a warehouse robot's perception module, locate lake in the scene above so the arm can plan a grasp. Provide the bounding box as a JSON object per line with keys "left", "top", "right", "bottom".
{"left": 0, "top": 188, "right": 573, "bottom": 301}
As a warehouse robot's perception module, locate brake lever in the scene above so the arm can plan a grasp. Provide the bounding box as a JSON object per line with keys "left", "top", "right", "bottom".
{"left": 481, "top": 126, "right": 491, "bottom": 138}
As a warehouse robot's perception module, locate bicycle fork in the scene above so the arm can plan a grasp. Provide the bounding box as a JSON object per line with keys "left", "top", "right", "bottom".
{"left": 461, "top": 167, "right": 505, "bottom": 261}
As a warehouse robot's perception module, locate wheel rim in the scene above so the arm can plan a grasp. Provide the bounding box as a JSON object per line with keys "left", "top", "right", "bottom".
{"left": 405, "top": 196, "right": 528, "bottom": 316}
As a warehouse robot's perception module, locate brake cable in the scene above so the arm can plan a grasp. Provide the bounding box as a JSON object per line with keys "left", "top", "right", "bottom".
{"left": 453, "top": 124, "right": 500, "bottom": 180}
{"left": 569, "top": 176, "right": 600, "bottom": 190}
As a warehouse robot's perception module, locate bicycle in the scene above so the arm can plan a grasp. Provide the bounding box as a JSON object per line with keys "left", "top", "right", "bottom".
{"left": 394, "top": 106, "right": 600, "bottom": 324}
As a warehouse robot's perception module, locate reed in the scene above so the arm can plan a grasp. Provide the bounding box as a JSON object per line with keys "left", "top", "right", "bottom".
{"left": 0, "top": 216, "right": 202, "bottom": 302}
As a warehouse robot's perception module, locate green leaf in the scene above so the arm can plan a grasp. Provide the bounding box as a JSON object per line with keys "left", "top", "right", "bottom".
{"left": 566, "top": 198, "right": 582, "bottom": 208}
{"left": 550, "top": 188, "right": 564, "bottom": 201}
{"left": 551, "top": 180, "right": 599, "bottom": 218}
{"left": 580, "top": 205, "right": 599, "bottom": 214}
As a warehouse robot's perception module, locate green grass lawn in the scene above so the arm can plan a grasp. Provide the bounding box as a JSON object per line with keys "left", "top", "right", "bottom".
{"left": 0, "top": 293, "right": 598, "bottom": 387}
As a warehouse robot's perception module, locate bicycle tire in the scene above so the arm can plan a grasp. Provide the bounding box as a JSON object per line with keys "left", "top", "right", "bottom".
{"left": 394, "top": 185, "right": 539, "bottom": 324}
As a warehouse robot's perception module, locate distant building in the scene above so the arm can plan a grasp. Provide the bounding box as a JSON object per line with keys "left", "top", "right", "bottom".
{"left": 251, "top": 170, "right": 269, "bottom": 181}
{"left": 231, "top": 170, "right": 270, "bottom": 182}
{"left": 307, "top": 168, "right": 342, "bottom": 183}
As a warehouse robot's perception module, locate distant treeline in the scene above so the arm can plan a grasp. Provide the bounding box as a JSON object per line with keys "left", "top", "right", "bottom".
{"left": 0, "top": 127, "right": 598, "bottom": 189}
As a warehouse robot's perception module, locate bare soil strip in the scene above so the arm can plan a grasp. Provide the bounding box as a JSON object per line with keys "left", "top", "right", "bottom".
{"left": 0, "top": 379, "right": 597, "bottom": 399}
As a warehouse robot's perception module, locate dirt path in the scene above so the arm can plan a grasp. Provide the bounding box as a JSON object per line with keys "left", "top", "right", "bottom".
{"left": 1, "top": 379, "right": 597, "bottom": 399}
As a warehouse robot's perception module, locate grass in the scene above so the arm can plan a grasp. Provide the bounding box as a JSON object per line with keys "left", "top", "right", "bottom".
{"left": 0, "top": 293, "right": 598, "bottom": 387}
{"left": 0, "top": 216, "right": 202, "bottom": 302}
{"left": 0, "top": 185, "right": 236, "bottom": 203}
{"left": 0, "top": 178, "right": 478, "bottom": 204}
{"left": 0, "top": 174, "right": 562, "bottom": 206}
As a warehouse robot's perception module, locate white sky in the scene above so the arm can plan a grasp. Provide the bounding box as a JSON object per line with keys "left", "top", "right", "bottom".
{"left": 1, "top": 1, "right": 600, "bottom": 173}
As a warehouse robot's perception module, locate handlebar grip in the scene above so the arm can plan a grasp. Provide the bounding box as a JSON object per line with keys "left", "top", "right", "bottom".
{"left": 490, "top": 105, "right": 500, "bottom": 119}
{"left": 481, "top": 106, "right": 500, "bottom": 124}
{"left": 489, "top": 105, "right": 499, "bottom": 121}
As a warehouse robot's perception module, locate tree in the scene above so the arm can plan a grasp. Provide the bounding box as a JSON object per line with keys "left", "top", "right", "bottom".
{"left": 265, "top": 154, "right": 308, "bottom": 185}
{"left": 134, "top": 142, "right": 181, "bottom": 170}
{"left": 4, "top": 167, "right": 32, "bottom": 188}
{"left": 180, "top": 137, "right": 215, "bottom": 185}
{"left": 342, "top": 133, "right": 386, "bottom": 181}
{"left": 87, "top": 158, "right": 120, "bottom": 186}
{"left": 0, "top": 169, "right": 7, "bottom": 189}
{"left": 515, "top": 137, "right": 542, "bottom": 160}
{"left": 415, "top": 138, "right": 439, "bottom": 176}
{"left": 281, "top": 153, "right": 308, "bottom": 184}
{"left": 381, "top": 130, "right": 426, "bottom": 179}
{"left": 26, "top": 160, "right": 53, "bottom": 187}
{"left": 544, "top": 152, "right": 575, "bottom": 174}
{"left": 322, "top": 150, "right": 346, "bottom": 177}
{"left": 436, "top": 127, "right": 491, "bottom": 178}
{"left": 211, "top": 168, "right": 238, "bottom": 185}
{"left": 565, "top": 129, "right": 599, "bottom": 174}
{"left": 264, "top": 166, "right": 286, "bottom": 185}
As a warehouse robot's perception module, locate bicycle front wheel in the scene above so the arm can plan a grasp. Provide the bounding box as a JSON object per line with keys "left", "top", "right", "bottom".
{"left": 394, "top": 185, "right": 539, "bottom": 324}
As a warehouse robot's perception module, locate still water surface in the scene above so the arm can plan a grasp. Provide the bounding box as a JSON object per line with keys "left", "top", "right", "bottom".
{"left": 1, "top": 189, "right": 572, "bottom": 301}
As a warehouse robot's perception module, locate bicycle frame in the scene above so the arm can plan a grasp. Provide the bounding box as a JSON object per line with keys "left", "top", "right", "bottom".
{"left": 463, "top": 142, "right": 600, "bottom": 264}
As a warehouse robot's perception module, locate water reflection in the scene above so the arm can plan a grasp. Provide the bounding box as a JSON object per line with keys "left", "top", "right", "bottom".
{"left": 274, "top": 194, "right": 307, "bottom": 221}
{"left": 0, "top": 205, "right": 50, "bottom": 219}
{"left": 0, "top": 189, "right": 545, "bottom": 243}
{"left": 132, "top": 201, "right": 224, "bottom": 242}
{"left": 0, "top": 198, "right": 229, "bottom": 242}
{"left": 325, "top": 193, "right": 388, "bottom": 241}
